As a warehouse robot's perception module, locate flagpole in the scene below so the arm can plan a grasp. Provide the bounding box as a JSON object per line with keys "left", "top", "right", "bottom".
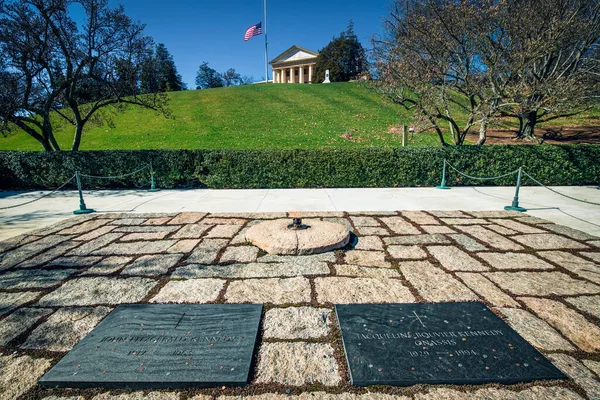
{"left": 264, "top": 0, "right": 268, "bottom": 83}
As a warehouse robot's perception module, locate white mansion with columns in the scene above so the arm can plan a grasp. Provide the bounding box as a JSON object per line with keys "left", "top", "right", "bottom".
{"left": 270, "top": 45, "right": 318, "bottom": 84}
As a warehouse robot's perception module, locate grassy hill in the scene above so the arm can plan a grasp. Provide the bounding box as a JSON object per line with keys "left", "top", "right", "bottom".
{"left": 0, "top": 82, "right": 447, "bottom": 151}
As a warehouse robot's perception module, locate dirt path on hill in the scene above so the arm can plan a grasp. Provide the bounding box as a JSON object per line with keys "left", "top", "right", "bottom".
{"left": 466, "top": 125, "right": 600, "bottom": 145}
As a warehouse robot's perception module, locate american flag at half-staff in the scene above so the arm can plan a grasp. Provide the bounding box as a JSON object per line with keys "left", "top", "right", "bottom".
{"left": 244, "top": 22, "right": 262, "bottom": 41}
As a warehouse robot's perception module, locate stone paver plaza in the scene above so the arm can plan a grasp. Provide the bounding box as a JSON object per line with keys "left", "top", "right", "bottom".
{"left": 0, "top": 210, "right": 599, "bottom": 399}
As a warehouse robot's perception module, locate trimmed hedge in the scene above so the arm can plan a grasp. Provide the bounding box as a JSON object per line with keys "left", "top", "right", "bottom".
{"left": 0, "top": 145, "right": 598, "bottom": 190}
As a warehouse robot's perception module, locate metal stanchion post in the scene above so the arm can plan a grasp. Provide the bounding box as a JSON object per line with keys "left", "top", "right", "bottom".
{"left": 436, "top": 159, "right": 450, "bottom": 189}
{"left": 73, "top": 171, "right": 95, "bottom": 214}
{"left": 504, "top": 167, "right": 527, "bottom": 212}
{"left": 148, "top": 162, "right": 159, "bottom": 192}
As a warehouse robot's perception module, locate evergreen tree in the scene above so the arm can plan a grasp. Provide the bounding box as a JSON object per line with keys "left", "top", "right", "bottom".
{"left": 141, "top": 43, "right": 185, "bottom": 93}
{"left": 312, "top": 21, "right": 367, "bottom": 83}
{"left": 195, "top": 62, "right": 224, "bottom": 89}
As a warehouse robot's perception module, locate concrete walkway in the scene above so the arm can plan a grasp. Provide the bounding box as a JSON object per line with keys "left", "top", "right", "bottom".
{"left": 1, "top": 186, "right": 599, "bottom": 241}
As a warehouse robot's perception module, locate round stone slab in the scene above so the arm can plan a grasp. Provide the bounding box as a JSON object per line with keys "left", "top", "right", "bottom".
{"left": 246, "top": 219, "right": 350, "bottom": 255}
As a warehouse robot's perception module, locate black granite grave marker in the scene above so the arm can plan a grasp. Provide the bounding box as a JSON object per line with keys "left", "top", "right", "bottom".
{"left": 39, "top": 304, "right": 262, "bottom": 389}
{"left": 336, "top": 302, "right": 566, "bottom": 386}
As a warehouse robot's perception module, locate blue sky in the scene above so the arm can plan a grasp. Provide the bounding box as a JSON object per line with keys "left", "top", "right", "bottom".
{"left": 97, "top": 0, "right": 392, "bottom": 87}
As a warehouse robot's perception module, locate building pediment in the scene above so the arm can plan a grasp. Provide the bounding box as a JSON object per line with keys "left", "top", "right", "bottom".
{"left": 270, "top": 45, "right": 318, "bottom": 66}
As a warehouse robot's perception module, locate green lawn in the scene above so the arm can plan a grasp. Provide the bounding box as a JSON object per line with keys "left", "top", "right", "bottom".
{"left": 0, "top": 82, "right": 451, "bottom": 151}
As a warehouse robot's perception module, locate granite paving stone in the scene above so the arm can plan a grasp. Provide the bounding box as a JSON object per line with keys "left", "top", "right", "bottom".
{"left": 113, "top": 225, "right": 180, "bottom": 233}
{"left": 416, "top": 386, "right": 583, "bottom": 400}
{"left": 457, "top": 226, "right": 523, "bottom": 250}
{"left": 73, "top": 225, "right": 116, "bottom": 241}
{"left": 429, "top": 211, "right": 470, "bottom": 218}
{"left": 0, "top": 234, "right": 40, "bottom": 253}
{"left": 456, "top": 273, "right": 519, "bottom": 307}
{"left": 226, "top": 277, "right": 311, "bottom": 304}
{"left": 427, "top": 246, "right": 488, "bottom": 271}
{"left": 46, "top": 256, "right": 103, "bottom": 267}
{"left": 142, "top": 217, "right": 172, "bottom": 225}
{"left": 565, "top": 295, "right": 600, "bottom": 319}
{"left": 21, "top": 306, "right": 112, "bottom": 351}
{"left": 580, "top": 251, "right": 600, "bottom": 263}
{"left": 202, "top": 217, "right": 247, "bottom": 225}
{"left": 0, "top": 354, "right": 52, "bottom": 399}
{"left": 92, "top": 392, "right": 180, "bottom": 400}
{"left": 476, "top": 252, "right": 555, "bottom": 270}
{"left": 582, "top": 360, "right": 600, "bottom": 378}
{"left": 42, "top": 396, "right": 86, "bottom": 400}
{"left": 515, "top": 216, "right": 550, "bottom": 224}
{"left": 488, "top": 219, "right": 546, "bottom": 234}
{"left": 350, "top": 216, "right": 380, "bottom": 226}
{"left": 149, "top": 279, "right": 225, "bottom": 303}
{"left": 0, "top": 268, "right": 77, "bottom": 289}
{"left": 548, "top": 354, "right": 600, "bottom": 399}
{"left": 166, "top": 239, "right": 200, "bottom": 254}
{"left": 110, "top": 218, "right": 147, "bottom": 226}
{"left": 380, "top": 217, "right": 420, "bottom": 234}
{"left": 586, "top": 240, "right": 600, "bottom": 248}
{"left": 263, "top": 307, "right": 331, "bottom": 339}
{"left": 120, "top": 232, "right": 170, "bottom": 241}
{"left": 167, "top": 212, "right": 207, "bottom": 225}
{"left": 230, "top": 228, "right": 251, "bottom": 245}
{"left": 173, "top": 262, "right": 329, "bottom": 279}
{"left": 323, "top": 217, "right": 354, "bottom": 232}
{"left": 120, "top": 254, "right": 183, "bottom": 276}
{"left": 447, "top": 234, "right": 487, "bottom": 251}
{"left": 212, "top": 212, "right": 286, "bottom": 219}
{"left": 401, "top": 211, "right": 439, "bottom": 225}
{"left": 355, "top": 227, "right": 389, "bottom": 236}
{"left": 68, "top": 233, "right": 124, "bottom": 256}
{"left": 539, "top": 224, "right": 598, "bottom": 240}
{"left": 15, "top": 240, "right": 81, "bottom": 268}
{"left": 37, "top": 277, "right": 157, "bottom": 306}
{"left": 219, "top": 246, "right": 259, "bottom": 263}
{"left": 185, "top": 238, "right": 229, "bottom": 264}
{"left": 421, "top": 225, "right": 456, "bottom": 234}
{"left": 97, "top": 212, "right": 177, "bottom": 219}
{"left": 205, "top": 224, "right": 242, "bottom": 238}
{"left": 486, "top": 225, "right": 518, "bottom": 236}
{"left": 485, "top": 271, "right": 600, "bottom": 296}
{"left": 512, "top": 233, "right": 589, "bottom": 249}
{"left": 255, "top": 342, "right": 341, "bottom": 386}
{"left": 58, "top": 219, "right": 111, "bottom": 235}
{"left": 0, "top": 291, "right": 41, "bottom": 316}
{"left": 91, "top": 240, "right": 177, "bottom": 255}
{"left": 521, "top": 297, "right": 600, "bottom": 352}
{"left": 257, "top": 253, "right": 336, "bottom": 264}
{"left": 538, "top": 251, "right": 600, "bottom": 284}
{"left": 28, "top": 215, "right": 96, "bottom": 235}
{"left": 0, "top": 308, "right": 53, "bottom": 346}
{"left": 468, "top": 210, "right": 525, "bottom": 218}
{"left": 440, "top": 218, "right": 489, "bottom": 225}
{"left": 399, "top": 261, "right": 479, "bottom": 302}
{"left": 297, "top": 211, "right": 345, "bottom": 218}
{"left": 387, "top": 245, "right": 427, "bottom": 260}
{"left": 83, "top": 256, "right": 133, "bottom": 275}
{"left": 496, "top": 307, "right": 575, "bottom": 351}
{"left": 171, "top": 224, "right": 213, "bottom": 239}
{"left": 384, "top": 234, "right": 450, "bottom": 245}
{"left": 344, "top": 250, "right": 391, "bottom": 268}
{"left": 335, "top": 265, "right": 399, "bottom": 278}
{"left": 314, "top": 277, "right": 414, "bottom": 304}
{"left": 353, "top": 236, "right": 384, "bottom": 251}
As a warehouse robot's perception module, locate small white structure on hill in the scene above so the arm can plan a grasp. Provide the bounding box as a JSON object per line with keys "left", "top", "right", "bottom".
{"left": 270, "top": 45, "right": 318, "bottom": 84}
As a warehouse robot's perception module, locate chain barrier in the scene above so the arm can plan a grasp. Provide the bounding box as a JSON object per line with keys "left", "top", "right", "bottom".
{"left": 445, "top": 161, "right": 520, "bottom": 181}
{"left": 0, "top": 175, "right": 76, "bottom": 211}
{"left": 522, "top": 170, "right": 600, "bottom": 207}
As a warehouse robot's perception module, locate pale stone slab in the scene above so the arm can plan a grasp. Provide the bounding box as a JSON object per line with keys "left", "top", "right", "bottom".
{"left": 539, "top": 224, "right": 598, "bottom": 241}
{"left": 0, "top": 268, "right": 77, "bottom": 289}
{"left": 421, "top": 225, "right": 456, "bottom": 234}
{"left": 1, "top": 235, "right": 74, "bottom": 270}
{"left": 206, "top": 224, "right": 242, "bottom": 238}
{"left": 496, "top": 307, "right": 575, "bottom": 351}
{"left": 297, "top": 211, "right": 345, "bottom": 218}
{"left": 42, "top": 396, "right": 85, "bottom": 400}
{"left": 22, "top": 306, "right": 112, "bottom": 351}
{"left": 427, "top": 246, "right": 488, "bottom": 271}
{"left": 548, "top": 354, "right": 600, "bottom": 399}
{"left": 356, "top": 227, "right": 389, "bottom": 236}
{"left": 314, "top": 277, "right": 414, "bottom": 304}
{"left": 168, "top": 212, "right": 207, "bottom": 225}
{"left": 448, "top": 234, "right": 486, "bottom": 251}
{"left": 84, "top": 256, "right": 133, "bottom": 275}
{"left": 401, "top": 211, "right": 438, "bottom": 225}
{"left": 457, "top": 226, "right": 523, "bottom": 250}
{"left": 120, "top": 254, "right": 183, "bottom": 276}
{"left": 387, "top": 245, "right": 427, "bottom": 260}
{"left": 110, "top": 218, "right": 147, "bottom": 226}
{"left": 46, "top": 256, "right": 103, "bottom": 267}
{"left": 512, "top": 234, "right": 588, "bottom": 249}
{"left": 350, "top": 216, "right": 380, "bottom": 227}
{"left": 345, "top": 250, "right": 391, "bottom": 268}
{"left": 171, "top": 224, "right": 212, "bottom": 239}
{"left": 353, "top": 236, "right": 384, "bottom": 251}
{"left": 582, "top": 360, "right": 600, "bottom": 378}
{"left": 150, "top": 279, "right": 225, "bottom": 303}
{"left": 384, "top": 234, "right": 450, "bottom": 245}
{"left": 68, "top": 233, "right": 124, "bottom": 256}
{"left": 485, "top": 271, "right": 600, "bottom": 296}
{"left": 0, "top": 291, "right": 40, "bottom": 316}
{"left": 580, "top": 251, "right": 600, "bottom": 263}
{"left": 219, "top": 246, "right": 259, "bottom": 263}
{"left": 0, "top": 234, "right": 40, "bottom": 253}
{"left": 230, "top": 228, "right": 250, "bottom": 245}
{"left": 456, "top": 273, "right": 519, "bottom": 307}
{"left": 440, "top": 218, "right": 489, "bottom": 225}
{"left": 521, "top": 297, "right": 600, "bottom": 352}
{"left": 587, "top": 240, "right": 600, "bottom": 248}
{"left": 212, "top": 212, "right": 286, "bottom": 219}
{"left": 120, "top": 232, "right": 169, "bottom": 241}
{"left": 565, "top": 295, "right": 600, "bottom": 319}
{"left": 516, "top": 216, "right": 550, "bottom": 224}
{"left": 0, "top": 308, "right": 53, "bottom": 345}
{"left": 97, "top": 212, "right": 176, "bottom": 219}
{"left": 203, "top": 217, "right": 247, "bottom": 225}
{"left": 468, "top": 210, "right": 525, "bottom": 218}
{"left": 477, "top": 252, "right": 555, "bottom": 270}
{"left": 59, "top": 219, "right": 110, "bottom": 235}
{"left": 0, "top": 354, "right": 52, "bottom": 399}
{"left": 166, "top": 239, "right": 200, "bottom": 254}
{"left": 380, "top": 217, "right": 420, "bottom": 234}
{"left": 173, "top": 262, "right": 329, "bottom": 279}
{"left": 185, "top": 238, "right": 229, "bottom": 264}
{"left": 263, "top": 307, "right": 331, "bottom": 339}
{"left": 538, "top": 251, "right": 600, "bottom": 283}
{"left": 399, "top": 261, "right": 478, "bottom": 302}
{"left": 37, "top": 277, "right": 157, "bottom": 306}
{"left": 429, "top": 211, "right": 470, "bottom": 218}
{"left": 142, "top": 217, "right": 172, "bottom": 225}
{"left": 226, "top": 277, "right": 311, "bottom": 304}
{"left": 92, "top": 392, "right": 180, "bottom": 400}
{"left": 416, "top": 386, "right": 583, "bottom": 400}
{"left": 255, "top": 342, "right": 341, "bottom": 386}
{"left": 15, "top": 240, "right": 80, "bottom": 269}
{"left": 486, "top": 224, "right": 518, "bottom": 236}
{"left": 113, "top": 225, "right": 179, "bottom": 233}
{"left": 258, "top": 253, "right": 336, "bottom": 264}
{"left": 335, "top": 265, "right": 399, "bottom": 278}
{"left": 489, "top": 219, "right": 546, "bottom": 234}
{"left": 325, "top": 217, "right": 354, "bottom": 232}
{"left": 92, "top": 240, "right": 177, "bottom": 256}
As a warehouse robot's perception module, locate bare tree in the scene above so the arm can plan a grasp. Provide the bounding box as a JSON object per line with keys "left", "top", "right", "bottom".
{"left": 0, "top": 0, "right": 170, "bottom": 151}
{"left": 221, "top": 68, "right": 241, "bottom": 87}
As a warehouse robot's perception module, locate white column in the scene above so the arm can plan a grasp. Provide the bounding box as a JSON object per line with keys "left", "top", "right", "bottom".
{"left": 276, "top": 69, "right": 281, "bottom": 83}
{"left": 289, "top": 67, "right": 294, "bottom": 83}
{"left": 308, "top": 64, "right": 313, "bottom": 84}
{"left": 299, "top": 66, "right": 304, "bottom": 84}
